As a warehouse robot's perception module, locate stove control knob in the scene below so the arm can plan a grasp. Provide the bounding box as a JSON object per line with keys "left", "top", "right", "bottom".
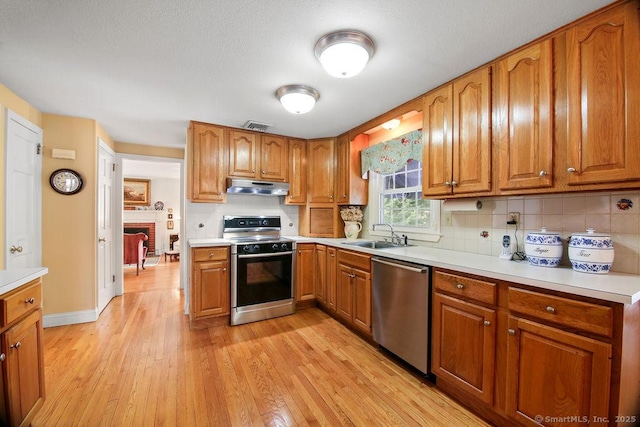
{"left": 272, "top": 244, "right": 279, "bottom": 251}
{"left": 242, "top": 245, "right": 250, "bottom": 253}
{"left": 253, "top": 245, "right": 260, "bottom": 252}
{"left": 281, "top": 243, "right": 289, "bottom": 250}
{"left": 261, "top": 219, "right": 269, "bottom": 226}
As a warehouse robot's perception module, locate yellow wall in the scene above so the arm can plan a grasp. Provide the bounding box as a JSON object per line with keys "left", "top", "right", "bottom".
{"left": 41, "top": 114, "right": 98, "bottom": 315}
{"left": 0, "top": 83, "right": 43, "bottom": 269}
{"left": 115, "top": 141, "right": 184, "bottom": 159}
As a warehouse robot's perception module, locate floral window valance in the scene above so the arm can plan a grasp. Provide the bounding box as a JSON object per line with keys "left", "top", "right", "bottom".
{"left": 361, "top": 130, "right": 422, "bottom": 176}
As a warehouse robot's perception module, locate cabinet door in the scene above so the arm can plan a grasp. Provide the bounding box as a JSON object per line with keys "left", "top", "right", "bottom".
{"left": 326, "top": 247, "right": 337, "bottom": 312}
{"left": 307, "top": 139, "right": 335, "bottom": 203}
{"left": 498, "top": 40, "right": 554, "bottom": 191}
{"left": 352, "top": 268, "right": 371, "bottom": 335}
{"left": 335, "top": 134, "right": 350, "bottom": 204}
{"left": 189, "top": 123, "right": 226, "bottom": 202}
{"left": 565, "top": 2, "right": 640, "bottom": 185}
{"left": 228, "top": 129, "right": 258, "bottom": 178}
{"left": 260, "top": 135, "right": 288, "bottom": 181}
{"left": 2, "top": 309, "right": 44, "bottom": 427}
{"left": 286, "top": 138, "right": 307, "bottom": 205}
{"left": 432, "top": 293, "right": 496, "bottom": 404}
{"left": 192, "top": 260, "right": 230, "bottom": 318}
{"left": 295, "top": 244, "right": 315, "bottom": 302}
{"left": 422, "top": 85, "right": 454, "bottom": 197}
{"left": 506, "top": 316, "right": 611, "bottom": 426}
{"left": 314, "top": 245, "right": 327, "bottom": 303}
{"left": 336, "top": 264, "right": 354, "bottom": 323}
{"left": 452, "top": 67, "right": 492, "bottom": 194}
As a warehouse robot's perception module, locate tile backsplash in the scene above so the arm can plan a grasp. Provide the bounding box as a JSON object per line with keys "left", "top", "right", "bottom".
{"left": 425, "top": 191, "right": 640, "bottom": 274}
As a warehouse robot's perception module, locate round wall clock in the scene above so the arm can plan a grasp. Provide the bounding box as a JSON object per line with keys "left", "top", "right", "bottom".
{"left": 49, "top": 168, "right": 84, "bottom": 195}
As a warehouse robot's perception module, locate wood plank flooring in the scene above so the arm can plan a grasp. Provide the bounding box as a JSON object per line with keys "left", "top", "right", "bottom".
{"left": 32, "top": 258, "right": 490, "bottom": 426}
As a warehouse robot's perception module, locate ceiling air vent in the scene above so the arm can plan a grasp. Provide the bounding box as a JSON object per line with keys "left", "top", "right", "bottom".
{"left": 242, "top": 120, "right": 271, "bottom": 133}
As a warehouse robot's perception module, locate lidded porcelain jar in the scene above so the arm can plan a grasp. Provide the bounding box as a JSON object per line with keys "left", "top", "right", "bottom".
{"left": 568, "top": 228, "right": 614, "bottom": 274}
{"left": 524, "top": 227, "right": 562, "bottom": 267}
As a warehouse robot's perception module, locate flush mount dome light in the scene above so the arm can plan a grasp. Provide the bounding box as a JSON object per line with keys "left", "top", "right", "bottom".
{"left": 276, "top": 85, "right": 320, "bottom": 114}
{"left": 381, "top": 118, "right": 401, "bottom": 130}
{"left": 314, "top": 30, "right": 375, "bottom": 78}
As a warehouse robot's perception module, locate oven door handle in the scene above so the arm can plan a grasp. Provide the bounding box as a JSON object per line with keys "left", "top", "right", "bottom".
{"left": 237, "top": 251, "right": 293, "bottom": 259}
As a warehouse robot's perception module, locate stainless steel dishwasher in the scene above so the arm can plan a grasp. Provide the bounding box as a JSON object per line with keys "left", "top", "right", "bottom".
{"left": 372, "top": 257, "right": 429, "bottom": 374}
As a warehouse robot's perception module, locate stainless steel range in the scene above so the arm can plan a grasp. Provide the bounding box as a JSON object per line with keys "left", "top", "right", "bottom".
{"left": 223, "top": 215, "right": 296, "bottom": 325}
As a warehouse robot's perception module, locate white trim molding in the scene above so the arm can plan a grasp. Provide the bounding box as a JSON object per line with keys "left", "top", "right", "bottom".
{"left": 43, "top": 309, "right": 98, "bottom": 328}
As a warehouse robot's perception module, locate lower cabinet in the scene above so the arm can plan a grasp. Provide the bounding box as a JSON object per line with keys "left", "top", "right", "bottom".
{"left": 336, "top": 250, "right": 372, "bottom": 335}
{"left": 190, "top": 247, "right": 230, "bottom": 323}
{"left": 0, "top": 279, "right": 45, "bottom": 427}
{"left": 295, "top": 243, "right": 316, "bottom": 305}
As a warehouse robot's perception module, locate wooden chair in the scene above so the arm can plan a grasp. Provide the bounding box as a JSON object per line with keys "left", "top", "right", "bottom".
{"left": 123, "top": 232, "right": 148, "bottom": 275}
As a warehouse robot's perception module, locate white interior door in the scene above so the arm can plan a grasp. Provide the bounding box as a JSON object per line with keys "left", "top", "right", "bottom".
{"left": 97, "top": 141, "right": 116, "bottom": 313}
{"left": 4, "top": 108, "right": 42, "bottom": 269}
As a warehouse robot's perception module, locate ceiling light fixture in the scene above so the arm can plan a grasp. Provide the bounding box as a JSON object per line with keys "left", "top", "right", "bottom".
{"left": 314, "top": 30, "right": 375, "bottom": 78}
{"left": 381, "top": 118, "right": 401, "bottom": 130}
{"left": 276, "top": 85, "right": 320, "bottom": 114}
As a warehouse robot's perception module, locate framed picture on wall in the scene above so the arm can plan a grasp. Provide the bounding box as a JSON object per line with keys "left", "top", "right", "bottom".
{"left": 167, "top": 220, "right": 174, "bottom": 230}
{"left": 123, "top": 178, "right": 150, "bottom": 206}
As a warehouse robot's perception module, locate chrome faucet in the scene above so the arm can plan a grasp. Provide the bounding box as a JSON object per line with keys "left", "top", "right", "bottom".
{"left": 372, "top": 223, "right": 402, "bottom": 245}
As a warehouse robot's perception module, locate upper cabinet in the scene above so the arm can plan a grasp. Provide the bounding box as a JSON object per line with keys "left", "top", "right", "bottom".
{"left": 423, "top": 67, "right": 492, "bottom": 197}
{"left": 188, "top": 121, "right": 227, "bottom": 203}
{"left": 228, "top": 130, "right": 288, "bottom": 181}
{"left": 286, "top": 138, "right": 307, "bottom": 205}
{"left": 335, "top": 133, "right": 368, "bottom": 205}
{"left": 497, "top": 40, "right": 554, "bottom": 191}
{"left": 563, "top": 1, "right": 640, "bottom": 185}
{"left": 307, "top": 138, "right": 335, "bottom": 203}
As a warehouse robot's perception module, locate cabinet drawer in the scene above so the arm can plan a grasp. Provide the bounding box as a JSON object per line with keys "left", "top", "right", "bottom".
{"left": 337, "top": 250, "right": 371, "bottom": 272}
{"left": 434, "top": 271, "right": 496, "bottom": 305}
{"left": 0, "top": 279, "right": 42, "bottom": 327}
{"left": 192, "top": 247, "right": 228, "bottom": 262}
{"left": 508, "top": 287, "right": 613, "bottom": 337}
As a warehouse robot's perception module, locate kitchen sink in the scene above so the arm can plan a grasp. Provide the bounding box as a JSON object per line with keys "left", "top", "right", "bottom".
{"left": 342, "top": 240, "right": 411, "bottom": 249}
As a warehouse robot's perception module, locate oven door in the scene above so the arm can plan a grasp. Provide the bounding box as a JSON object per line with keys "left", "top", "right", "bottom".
{"left": 232, "top": 251, "right": 294, "bottom": 308}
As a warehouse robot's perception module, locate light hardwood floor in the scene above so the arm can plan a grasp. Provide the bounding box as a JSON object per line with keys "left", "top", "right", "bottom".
{"left": 32, "top": 258, "right": 490, "bottom": 426}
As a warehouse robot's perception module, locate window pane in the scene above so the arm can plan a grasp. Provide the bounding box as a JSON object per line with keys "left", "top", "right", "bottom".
{"left": 394, "top": 173, "right": 406, "bottom": 188}
{"left": 407, "top": 171, "right": 420, "bottom": 187}
{"left": 384, "top": 175, "right": 394, "bottom": 189}
{"left": 406, "top": 160, "right": 420, "bottom": 170}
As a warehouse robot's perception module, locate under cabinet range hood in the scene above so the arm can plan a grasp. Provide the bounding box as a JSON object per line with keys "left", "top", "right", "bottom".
{"left": 226, "top": 178, "right": 290, "bottom": 196}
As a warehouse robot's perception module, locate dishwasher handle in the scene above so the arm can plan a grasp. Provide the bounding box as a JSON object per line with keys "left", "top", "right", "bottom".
{"left": 372, "top": 257, "right": 428, "bottom": 273}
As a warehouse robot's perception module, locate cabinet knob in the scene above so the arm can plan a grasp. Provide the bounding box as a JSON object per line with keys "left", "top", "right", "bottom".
{"left": 483, "top": 320, "right": 491, "bottom": 326}
{"left": 223, "top": 268, "right": 227, "bottom": 271}
{"left": 9, "top": 245, "right": 23, "bottom": 254}
{"left": 342, "top": 194, "right": 347, "bottom": 198}
{"left": 261, "top": 170, "right": 265, "bottom": 174}
{"left": 445, "top": 181, "right": 451, "bottom": 187}
{"left": 508, "top": 329, "right": 516, "bottom": 335}
{"left": 329, "top": 195, "right": 334, "bottom": 199}
{"left": 209, "top": 253, "right": 215, "bottom": 258}
{"left": 546, "top": 306, "right": 555, "bottom": 314}
{"left": 0, "top": 353, "right": 4, "bottom": 362}
{"left": 10, "top": 342, "right": 21, "bottom": 349}
{"left": 451, "top": 180, "right": 458, "bottom": 186}
{"left": 252, "top": 169, "right": 255, "bottom": 173}
{"left": 24, "top": 297, "right": 35, "bottom": 304}
{"left": 539, "top": 170, "right": 548, "bottom": 177}
{"left": 567, "top": 167, "right": 576, "bottom": 173}
{"left": 456, "top": 283, "right": 464, "bottom": 289}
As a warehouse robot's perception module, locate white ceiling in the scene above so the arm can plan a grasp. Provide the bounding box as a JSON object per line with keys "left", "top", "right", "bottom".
{"left": 1, "top": 0, "right": 614, "bottom": 149}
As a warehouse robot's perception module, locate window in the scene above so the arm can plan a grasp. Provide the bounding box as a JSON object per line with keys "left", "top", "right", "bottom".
{"left": 368, "top": 160, "right": 440, "bottom": 241}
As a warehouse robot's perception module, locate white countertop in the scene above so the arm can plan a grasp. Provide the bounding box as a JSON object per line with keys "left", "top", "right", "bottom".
{"left": 189, "top": 237, "right": 640, "bottom": 305}
{"left": 0, "top": 267, "right": 48, "bottom": 295}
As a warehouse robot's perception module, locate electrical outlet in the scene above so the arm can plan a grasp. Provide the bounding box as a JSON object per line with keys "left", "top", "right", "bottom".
{"left": 444, "top": 212, "right": 452, "bottom": 226}
{"left": 508, "top": 212, "right": 520, "bottom": 225}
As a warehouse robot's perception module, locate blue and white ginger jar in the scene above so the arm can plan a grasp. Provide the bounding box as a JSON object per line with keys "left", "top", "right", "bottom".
{"left": 524, "top": 227, "right": 562, "bottom": 267}
{"left": 568, "top": 228, "right": 614, "bottom": 274}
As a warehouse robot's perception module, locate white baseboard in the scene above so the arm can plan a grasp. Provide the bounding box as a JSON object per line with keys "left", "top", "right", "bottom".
{"left": 43, "top": 309, "right": 98, "bottom": 328}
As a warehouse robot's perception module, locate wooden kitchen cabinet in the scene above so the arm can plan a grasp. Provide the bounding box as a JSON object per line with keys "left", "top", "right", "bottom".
{"left": 228, "top": 131, "right": 288, "bottom": 181}
{"left": 190, "top": 247, "right": 230, "bottom": 323}
{"left": 314, "top": 244, "right": 327, "bottom": 304}
{"left": 497, "top": 40, "right": 554, "bottom": 191}
{"left": 285, "top": 138, "right": 306, "bottom": 205}
{"left": 0, "top": 278, "right": 45, "bottom": 427}
{"left": 306, "top": 138, "right": 335, "bottom": 203}
{"left": 326, "top": 247, "right": 337, "bottom": 312}
{"left": 563, "top": 1, "right": 640, "bottom": 186}
{"left": 335, "top": 133, "right": 368, "bottom": 205}
{"left": 336, "top": 249, "right": 372, "bottom": 335}
{"left": 432, "top": 270, "right": 497, "bottom": 405}
{"left": 187, "top": 121, "right": 227, "bottom": 203}
{"left": 295, "top": 243, "right": 316, "bottom": 306}
{"left": 422, "top": 66, "right": 492, "bottom": 197}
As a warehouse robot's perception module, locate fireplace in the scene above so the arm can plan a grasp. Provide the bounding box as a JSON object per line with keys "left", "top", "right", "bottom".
{"left": 124, "top": 222, "right": 156, "bottom": 254}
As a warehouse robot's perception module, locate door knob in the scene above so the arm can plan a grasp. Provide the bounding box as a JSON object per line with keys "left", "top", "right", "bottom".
{"left": 99, "top": 238, "right": 106, "bottom": 243}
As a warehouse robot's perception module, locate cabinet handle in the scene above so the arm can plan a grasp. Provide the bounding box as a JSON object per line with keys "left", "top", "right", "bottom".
{"left": 546, "top": 306, "right": 555, "bottom": 314}
{"left": 539, "top": 170, "right": 548, "bottom": 177}
{"left": 25, "top": 297, "right": 35, "bottom": 304}
{"left": 508, "top": 329, "right": 515, "bottom": 335}
{"left": 329, "top": 195, "right": 334, "bottom": 199}
{"left": 252, "top": 169, "right": 255, "bottom": 173}
{"left": 223, "top": 268, "right": 227, "bottom": 271}
{"left": 567, "top": 167, "right": 576, "bottom": 173}
{"left": 10, "top": 342, "right": 21, "bottom": 349}
{"left": 209, "top": 253, "right": 215, "bottom": 258}
{"left": 456, "top": 283, "right": 464, "bottom": 289}
{"left": 445, "top": 181, "right": 451, "bottom": 187}
{"left": 0, "top": 353, "right": 4, "bottom": 362}
{"left": 451, "top": 180, "right": 458, "bottom": 186}
{"left": 483, "top": 320, "right": 491, "bottom": 326}
{"left": 261, "top": 170, "right": 265, "bottom": 174}
{"left": 342, "top": 194, "right": 347, "bottom": 198}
